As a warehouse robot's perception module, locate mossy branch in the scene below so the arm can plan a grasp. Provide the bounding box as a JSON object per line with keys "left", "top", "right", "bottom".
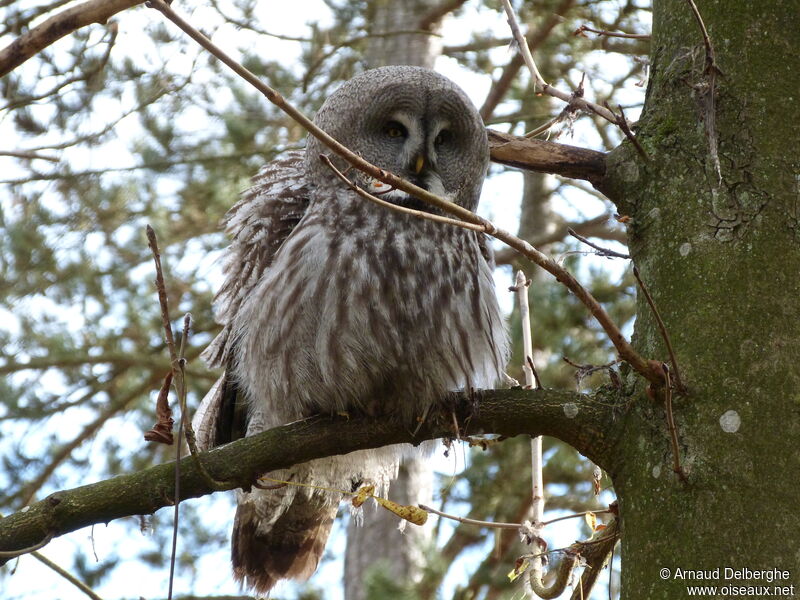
{"left": 0, "top": 387, "right": 622, "bottom": 561}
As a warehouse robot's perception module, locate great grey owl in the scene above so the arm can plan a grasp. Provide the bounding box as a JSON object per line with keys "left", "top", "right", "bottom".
{"left": 194, "top": 65, "right": 508, "bottom": 594}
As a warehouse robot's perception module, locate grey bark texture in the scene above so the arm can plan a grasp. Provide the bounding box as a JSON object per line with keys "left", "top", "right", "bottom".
{"left": 600, "top": 1, "right": 800, "bottom": 596}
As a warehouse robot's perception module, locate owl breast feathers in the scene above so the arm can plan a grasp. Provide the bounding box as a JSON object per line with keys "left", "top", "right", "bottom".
{"left": 193, "top": 66, "right": 508, "bottom": 594}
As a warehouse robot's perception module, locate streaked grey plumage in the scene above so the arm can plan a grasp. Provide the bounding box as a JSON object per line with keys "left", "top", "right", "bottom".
{"left": 194, "top": 66, "right": 508, "bottom": 594}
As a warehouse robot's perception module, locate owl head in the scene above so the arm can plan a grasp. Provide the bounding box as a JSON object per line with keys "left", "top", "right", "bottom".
{"left": 305, "top": 66, "right": 489, "bottom": 212}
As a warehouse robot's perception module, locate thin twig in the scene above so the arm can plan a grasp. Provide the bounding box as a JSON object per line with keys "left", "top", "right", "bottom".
{"left": 567, "top": 227, "right": 630, "bottom": 259}
{"left": 500, "top": 0, "right": 546, "bottom": 90}
{"left": 524, "top": 113, "right": 564, "bottom": 138}
{"left": 600, "top": 102, "right": 648, "bottom": 161}
{"left": 527, "top": 355, "right": 542, "bottom": 390}
{"left": 514, "top": 270, "right": 537, "bottom": 391}
{"left": 146, "top": 232, "right": 225, "bottom": 464}
{"left": 573, "top": 24, "right": 650, "bottom": 40}
{"left": 166, "top": 314, "right": 193, "bottom": 600}
{"left": 615, "top": 103, "right": 648, "bottom": 160}
{"left": 32, "top": 552, "right": 105, "bottom": 600}
{"left": 0, "top": 150, "right": 59, "bottom": 162}
{"left": 419, "top": 504, "right": 521, "bottom": 530}
{"left": 0, "top": 532, "right": 54, "bottom": 558}
{"left": 498, "top": 0, "right": 625, "bottom": 125}
{"left": 661, "top": 364, "right": 688, "bottom": 483}
{"left": 478, "top": 0, "right": 575, "bottom": 120}
{"left": 632, "top": 266, "right": 686, "bottom": 393}
{"left": 524, "top": 77, "right": 585, "bottom": 139}
{"left": 512, "top": 270, "right": 546, "bottom": 586}
{"left": 320, "top": 155, "right": 484, "bottom": 232}
{"left": 684, "top": 0, "right": 718, "bottom": 72}
{"left": 684, "top": 0, "right": 722, "bottom": 182}
{"left": 146, "top": 225, "right": 177, "bottom": 367}
{"left": 420, "top": 502, "right": 612, "bottom": 532}
{"left": 542, "top": 509, "right": 612, "bottom": 527}
{"left": 563, "top": 357, "right": 621, "bottom": 388}
{"left": 148, "top": 0, "right": 664, "bottom": 386}
{"left": 167, "top": 417, "right": 182, "bottom": 600}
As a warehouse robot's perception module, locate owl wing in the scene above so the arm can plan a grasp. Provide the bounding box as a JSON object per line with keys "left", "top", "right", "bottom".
{"left": 194, "top": 150, "right": 310, "bottom": 449}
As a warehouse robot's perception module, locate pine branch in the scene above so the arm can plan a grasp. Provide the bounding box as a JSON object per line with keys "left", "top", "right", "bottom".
{"left": 0, "top": 387, "right": 623, "bottom": 560}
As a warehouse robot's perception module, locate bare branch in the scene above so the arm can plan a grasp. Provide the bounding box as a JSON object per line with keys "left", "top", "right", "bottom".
{"left": 573, "top": 24, "right": 650, "bottom": 40}
{"left": 32, "top": 552, "right": 105, "bottom": 600}
{"left": 418, "top": 504, "right": 521, "bottom": 531}
{"left": 0, "top": 387, "right": 622, "bottom": 559}
{"left": 500, "top": 0, "right": 547, "bottom": 90}
{"left": 684, "top": 0, "right": 723, "bottom": 182}
{"left": 321, "top": 155, "right": 484, "bottom": 232}
{"left": 632, "top": 266, "right": 686, "bottom": 393}
{"left": 567, "top": 227, "right": 630, "bottom": 259}
{"left": 479, "top": 0, "right": 576, "bottom": 120}
{"left": 498, "top": 0, "right": 648, "bottom": 159}
{"left": 499, "top": 0, "right": 620, "bottom": 124}
{"left": 660, "top": 365, "right": 688, "bottom": 483}
{"left": 146, "top": 226, "right": 178, "bottom": 368}
{"left": 488, "top": 130, "right": 606, "bottom": 184}
{"left": 0, "top": 150, "right": 59, "bottom": 162}
{"left": 0, "top": 0, "right": 143, "bottom": 78}
{"left": 494, "top": 214, "right": 626, "bottom": 266}
{"left": 418, "top": 0, "right": 469, "bottom": 31}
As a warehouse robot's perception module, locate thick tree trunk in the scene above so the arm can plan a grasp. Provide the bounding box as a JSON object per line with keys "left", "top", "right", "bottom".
{"left": 602, "top": 1, "right": 800, "bottom": 597}
{"left": 364, "top": 0, "right": 442, "bottom": 69}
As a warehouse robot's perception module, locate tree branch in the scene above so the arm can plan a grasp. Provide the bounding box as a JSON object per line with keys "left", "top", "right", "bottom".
{"left": 0, "top": 0, "right": 143, "bottom": 78}
{"left": 488, "top": 129, "right": 606, "bottom": 184}
{"left": 0, "top": 387, "right": 622, "bottom": 559}
{"left": 418, "top": 0, "right": 469, "bottom": 31}
{"left": 479, "top": 0, "right": 576, "bottom": 120}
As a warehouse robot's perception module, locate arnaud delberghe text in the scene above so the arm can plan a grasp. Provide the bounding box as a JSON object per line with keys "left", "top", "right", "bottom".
{"left": 672, "top": 568, "right": 790, "bottom": 582}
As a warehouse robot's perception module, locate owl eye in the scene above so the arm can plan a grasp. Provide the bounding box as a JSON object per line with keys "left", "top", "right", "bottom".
{"left": 384, "top": 121, "right": 407, "bottom": 139}
{"left": 434, "top": 129, "right": 452, "bottom": 146}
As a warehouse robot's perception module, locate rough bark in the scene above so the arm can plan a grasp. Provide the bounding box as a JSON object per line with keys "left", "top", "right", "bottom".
{"left": 364, "top": 0, "right": 442, "bottom": 69}
{"left": 600, "top": 1, "right": 800, "bottom": 597}
{"left": 0, "top": 387, "right": 621, "bottom": 559}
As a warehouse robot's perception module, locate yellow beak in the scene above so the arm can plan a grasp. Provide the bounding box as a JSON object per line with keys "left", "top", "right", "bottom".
{"left": 415, "top": 155, "right": 425, "bottom": 174}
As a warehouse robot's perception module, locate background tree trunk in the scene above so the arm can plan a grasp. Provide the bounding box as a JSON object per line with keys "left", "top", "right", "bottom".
{"left": 343, "top": 2, "right": 441, "bottom": 597}
{"left": 603, "top": 1, "right": 800, "bottom": 596}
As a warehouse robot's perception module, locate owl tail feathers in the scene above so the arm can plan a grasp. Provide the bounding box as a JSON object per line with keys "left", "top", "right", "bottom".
{"left": 231, "top": 497, "right": 338, "bottom": 595}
